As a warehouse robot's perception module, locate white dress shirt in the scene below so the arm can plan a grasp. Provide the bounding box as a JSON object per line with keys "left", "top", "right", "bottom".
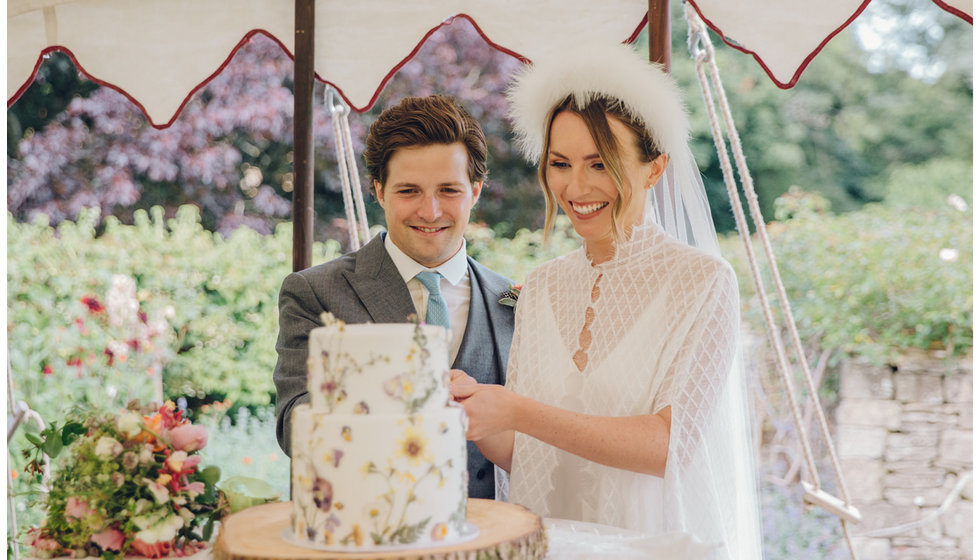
{"left": 384, "top": 234, "right": 471, "bottom": 364}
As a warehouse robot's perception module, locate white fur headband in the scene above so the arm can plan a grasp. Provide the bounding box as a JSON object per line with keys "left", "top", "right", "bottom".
{"left": 507, "top": 42, "right": 692, "bottom": 163}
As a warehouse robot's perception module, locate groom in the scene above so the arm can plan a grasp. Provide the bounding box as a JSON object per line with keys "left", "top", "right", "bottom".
{"left": 274, "top": 95, "right": 515, "bottom": 500}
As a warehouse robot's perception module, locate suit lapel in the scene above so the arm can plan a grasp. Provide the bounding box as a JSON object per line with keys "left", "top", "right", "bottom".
{"left": 343, "top": 235, "right": 417, "bottom": 324}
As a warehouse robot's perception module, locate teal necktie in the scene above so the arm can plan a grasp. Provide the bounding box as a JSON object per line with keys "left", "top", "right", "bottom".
{"left": 416, "top": 271, "right": 450, "bottom": 330}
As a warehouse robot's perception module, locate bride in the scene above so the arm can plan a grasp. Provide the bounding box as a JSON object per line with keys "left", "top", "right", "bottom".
{"left": 450, "top": 42, "right": 762, "bottom": 558}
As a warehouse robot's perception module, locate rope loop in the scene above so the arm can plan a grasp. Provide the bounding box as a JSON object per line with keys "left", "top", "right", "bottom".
{"left": 327, "top": 87, "right": 350, "bottom": 118}
{"left": 685, "top": 8, "right": 712, "bottom": 62}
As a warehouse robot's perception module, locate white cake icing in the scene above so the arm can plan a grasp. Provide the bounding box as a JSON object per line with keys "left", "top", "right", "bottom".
{"left": 290, "top": 321, "right": 469, "bottom": 549}
{"left": 307, "top": 323, "right": 451, "bottom": 415}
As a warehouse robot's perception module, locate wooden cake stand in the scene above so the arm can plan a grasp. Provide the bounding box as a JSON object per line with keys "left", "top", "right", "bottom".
{"left": 213, "top": 499, "right": 547, "bottom": 560}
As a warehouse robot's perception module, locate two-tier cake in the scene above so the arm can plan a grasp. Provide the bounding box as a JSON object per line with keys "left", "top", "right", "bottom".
{"left": 288, "top": 317, "right": 469, "bottom": 550}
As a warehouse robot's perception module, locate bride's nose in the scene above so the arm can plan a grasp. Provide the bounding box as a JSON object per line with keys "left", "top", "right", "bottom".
{"left": 566, "top": 166, "right": 589, "bottom": 197}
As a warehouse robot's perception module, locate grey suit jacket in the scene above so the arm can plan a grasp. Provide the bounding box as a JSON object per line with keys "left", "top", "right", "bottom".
{"left": 274, "top": 233, "right": 514, "bottom": 499}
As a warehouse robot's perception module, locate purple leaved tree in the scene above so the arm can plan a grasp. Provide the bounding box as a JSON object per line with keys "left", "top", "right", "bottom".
{"left": 8, "top": 18, "right": 538, "bottom": 242}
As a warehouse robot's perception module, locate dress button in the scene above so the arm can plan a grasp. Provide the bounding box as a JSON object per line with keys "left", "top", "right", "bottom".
{"left": 476, "top": 468, "right": 486, "bottom": 480}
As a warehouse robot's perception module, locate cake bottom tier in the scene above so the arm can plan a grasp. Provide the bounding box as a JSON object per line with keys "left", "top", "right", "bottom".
{"left": 290, "top": 405, "right": 468, "bottom": 550}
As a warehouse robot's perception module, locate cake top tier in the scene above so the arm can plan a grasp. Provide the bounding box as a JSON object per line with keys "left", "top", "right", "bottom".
{"left": 307, "top": 320, "right": 452, "bottom": 415}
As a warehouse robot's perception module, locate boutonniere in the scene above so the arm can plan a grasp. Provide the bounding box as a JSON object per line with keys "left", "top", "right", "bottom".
{"left": 498, "top": 284, "right": 523, "bottom": 308}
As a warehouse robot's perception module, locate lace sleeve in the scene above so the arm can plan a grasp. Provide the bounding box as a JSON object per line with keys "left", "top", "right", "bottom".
{"left": 660, "top": 261, "right": 761, "bottom": 558}
{"left": 659, "top": 261, "right": 740, "bottom": 460}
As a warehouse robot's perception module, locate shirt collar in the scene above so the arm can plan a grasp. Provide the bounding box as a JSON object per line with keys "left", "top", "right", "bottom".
{"left": 384, "top": 232, "right": 469, "bottom": 286}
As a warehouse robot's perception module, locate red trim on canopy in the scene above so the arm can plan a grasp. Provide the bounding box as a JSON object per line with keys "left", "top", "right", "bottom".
{"left": 316, "top": 13, "right": 647, "bottom": 114}
{"left": 321, "top": 13, "right": 534, "bottom": 114}
{"left": 7, "top": 29, "right": 294, "bottom": 129}
{"left": 9, "top": 13, "right": 651, "bottom": 128}
{"left": 686, "top": 0, "right": 873, "bottom": 89}
{"left": 932, "top": 0, "right": 973, "bottom": 24}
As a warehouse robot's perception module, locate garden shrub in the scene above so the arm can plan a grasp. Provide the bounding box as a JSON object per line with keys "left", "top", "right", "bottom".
{"left": 7, "top": 206, "right": 579, "bottom": 426}
{"left": 7, "top": 205, "right": 342, "bottom": 424}
{"left": 720, "top": 201, "right": 972, "bottom": 364}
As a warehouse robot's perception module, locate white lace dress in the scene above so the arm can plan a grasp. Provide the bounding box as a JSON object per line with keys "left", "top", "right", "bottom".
{"left": 506, "top": 218, "right": 761, "bottom": 559}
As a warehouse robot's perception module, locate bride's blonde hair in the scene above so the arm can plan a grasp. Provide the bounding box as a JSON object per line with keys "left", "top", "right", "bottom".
{"left": 538, "top": 94, "right": 662, "bottom": 242}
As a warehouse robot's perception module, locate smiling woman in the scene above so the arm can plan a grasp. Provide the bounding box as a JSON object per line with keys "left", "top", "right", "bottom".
{"left": 448, "top": 41, "right": 763, "bottom": 559}
{"left": 544, "top": 110, "right": 668, "bottom": 264}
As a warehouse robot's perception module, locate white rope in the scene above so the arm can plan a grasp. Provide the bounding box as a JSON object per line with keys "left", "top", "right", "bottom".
{"left": 340, "top": 110, "right": 371, "bottom": 245}
{"left": 328, "top": 88, "right": 364, "bottom": 251}
{"left": 684, "top": 6, "right": 861, "bottom": 558}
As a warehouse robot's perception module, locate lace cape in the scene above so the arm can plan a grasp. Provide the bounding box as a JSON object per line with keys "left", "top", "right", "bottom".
{"left": 504, "top": 217, "right": 761, "bottom": 559}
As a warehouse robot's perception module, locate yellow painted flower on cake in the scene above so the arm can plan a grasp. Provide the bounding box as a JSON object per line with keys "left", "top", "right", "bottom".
{"left": 396, "top": 425, "right": 432, "bottom": 465}
{"left": 431, "top": 522, "right": 448, "bottom": 541}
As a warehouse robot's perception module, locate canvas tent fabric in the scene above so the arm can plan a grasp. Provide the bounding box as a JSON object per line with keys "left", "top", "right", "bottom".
{"left": 8, "top": 0, "right": 972, "bottom": 127}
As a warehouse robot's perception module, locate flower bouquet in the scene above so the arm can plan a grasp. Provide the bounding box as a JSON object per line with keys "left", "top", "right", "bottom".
{"left": 22, "top": 402, "right": 226, "bottom": 559}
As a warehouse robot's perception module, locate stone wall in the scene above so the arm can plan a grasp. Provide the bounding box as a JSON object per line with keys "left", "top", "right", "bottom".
{"left": 837, "top": 350, "right": 972, "bottom": 559}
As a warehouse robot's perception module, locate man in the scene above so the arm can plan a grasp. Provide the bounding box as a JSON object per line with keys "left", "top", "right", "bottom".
{"left": 274, "top": 94, "right": 514, "bottom": 499}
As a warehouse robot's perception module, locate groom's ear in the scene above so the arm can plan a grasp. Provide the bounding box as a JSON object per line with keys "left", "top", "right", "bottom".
{"left": 374, "top": 181, "right": 385, "bottom": 207}
{"left": 469, "top": 181, "right": 484, "bottom": 205}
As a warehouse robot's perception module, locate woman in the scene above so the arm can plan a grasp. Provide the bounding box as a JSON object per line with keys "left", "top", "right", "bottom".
{"left": 450, "top": 42, "right": 762, "bottom": 558}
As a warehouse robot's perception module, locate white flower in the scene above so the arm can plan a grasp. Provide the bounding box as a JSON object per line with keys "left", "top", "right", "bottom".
{"left": 939, "top": 248, "right": 959, "bottom": 262}
{"left": 116, "top": 412, "right": 144, "bottom": 438}
{"left": 133, "top": 508, "right": 186, "bottom": 544}
{"left": 143, "top": 478, "right": 170, "bottom": 504}
{"left": 166, "top": 451, "right": 188, "bottom": 472}
{"left": 107, "top": 274, "right": 139, "bottom": 328}
{"left": 139, "top": 444, "right": 154, "bottom": 464}
{"left": 94, "top": 436, "right": 123, "bottom": 459}
{"left": 135, "top": 499, "right": 153, "bottom": 514}
{"left": 178, "top": 507, "right": 195, "bottom": 522}
{"left": 947, "top": 194, "right": 968, "bottom": 212}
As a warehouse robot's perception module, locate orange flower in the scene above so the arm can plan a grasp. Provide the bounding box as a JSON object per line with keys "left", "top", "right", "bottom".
{"left": 134, "top": 413, "right": 164, "bottom": 450}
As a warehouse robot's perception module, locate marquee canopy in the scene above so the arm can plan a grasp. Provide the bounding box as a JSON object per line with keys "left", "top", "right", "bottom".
{"left": 8, "top": 0, "right": 971, "bottom": 128}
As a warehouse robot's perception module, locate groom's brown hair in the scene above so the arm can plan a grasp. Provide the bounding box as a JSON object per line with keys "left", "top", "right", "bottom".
{"left": 363, "top": 94, "right": 488, "bottom": 190}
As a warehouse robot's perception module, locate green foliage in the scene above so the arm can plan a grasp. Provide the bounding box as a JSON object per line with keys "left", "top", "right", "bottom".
{"left": 873, "top": 157, "right": 973, "bottom": 209}
{"left": 8, "top": 205, "right": 343, "bottom": 424}
{"left": 464, "top": 215, "right": 582, "bottom": 284}
{"left": 197, "top": 406, "right": 289, "bottom": 500}
{"left": 722, "top": 200, "right": 972, "bottom": 363}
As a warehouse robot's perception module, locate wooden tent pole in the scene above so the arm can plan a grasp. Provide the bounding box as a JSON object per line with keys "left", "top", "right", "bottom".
{"left": 648, "top": 0, "right": 671, "bottom": 71}
{"left": 292, "top": 0, "right": 315, "bottom": 272}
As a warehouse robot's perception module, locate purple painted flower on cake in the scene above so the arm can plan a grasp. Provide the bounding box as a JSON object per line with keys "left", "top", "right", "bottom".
{"left": 312, "top": 477, "right": 333, "bottom": 512}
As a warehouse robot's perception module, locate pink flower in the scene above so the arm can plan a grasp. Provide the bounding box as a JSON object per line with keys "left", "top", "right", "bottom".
{"left": 184, "top": 481, "right": 205, "bottom": 497}
{"left": 91, "top": 527, "right": 125, "bottom": 551}
{"left": 131, "top": 538, "right": 174, "bottom": 558}
{"left": 64, "top": 496, "right": 94, "bottom": 520}
{"left": 27, "top": 528, "right": 61, "bottom": 552}
{"left": 168, "top": 423, "right": 208, "bottom": 452}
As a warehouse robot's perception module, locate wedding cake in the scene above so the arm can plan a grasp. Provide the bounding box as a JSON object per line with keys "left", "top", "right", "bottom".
{"left": 289, "top": 316, "right": 469, "bottom": 550}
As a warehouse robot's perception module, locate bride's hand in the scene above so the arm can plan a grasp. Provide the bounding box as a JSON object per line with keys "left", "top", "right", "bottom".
{"left": 448, "top": 369, "right": 477, "bottom": 401}
{"left": 449, "top": 383, "right": 518, "bottom": 441}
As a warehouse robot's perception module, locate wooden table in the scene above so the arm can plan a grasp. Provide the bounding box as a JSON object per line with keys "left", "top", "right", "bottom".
{"left": 213, "top": 499, "right": 547, "bottom": 560}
